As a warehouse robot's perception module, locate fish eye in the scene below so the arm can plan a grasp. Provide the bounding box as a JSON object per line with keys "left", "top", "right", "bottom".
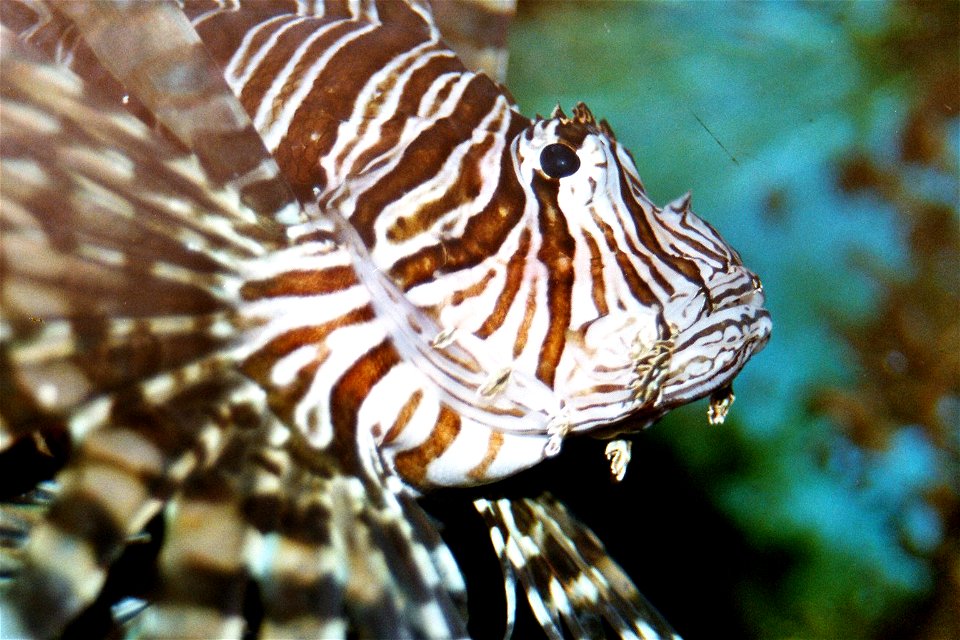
{"left": 539, "top": 143, "right": 580, "bottom": 179}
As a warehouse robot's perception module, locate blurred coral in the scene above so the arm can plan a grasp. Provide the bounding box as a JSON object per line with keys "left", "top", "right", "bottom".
{"left": 815, "top": 3, "right": 959, "bottom": 636}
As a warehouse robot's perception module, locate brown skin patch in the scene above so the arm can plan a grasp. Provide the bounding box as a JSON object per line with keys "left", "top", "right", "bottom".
{"left": 392, "top": 405, "right": 461, "bottom": 487}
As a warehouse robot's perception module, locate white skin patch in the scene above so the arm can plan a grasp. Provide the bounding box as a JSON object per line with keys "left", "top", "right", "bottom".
{"left": 604, "top": 439, "right": 632, "bottom": 482}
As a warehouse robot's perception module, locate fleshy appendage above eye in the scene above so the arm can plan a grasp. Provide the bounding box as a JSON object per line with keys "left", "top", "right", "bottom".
{"left": 539, "top": 142, "right": 580, "bottom": 178}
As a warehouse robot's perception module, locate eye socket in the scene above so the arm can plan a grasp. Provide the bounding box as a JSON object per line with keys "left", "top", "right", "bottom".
{"left": 539, "top": 143, "right": 580, "bottom": 179}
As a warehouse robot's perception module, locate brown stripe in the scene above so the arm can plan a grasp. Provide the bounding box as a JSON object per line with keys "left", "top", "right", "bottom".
{"left": 236, "top": 18, "right": 344, "bottom": 119}
{"left": 157, "top": 564, "right": 248, "bottom": 612}
{"left": 345, "top": 53, "right": 465, "bottom": 176}
{"left": 373, "top": 0, "right": 434, "bottom": 33}
{"left": 387, "top": 110, "right": 529, "bottom": 290}
{"left": 616, "top": 158, "right": 705, "bottom": 293}
{"left": 677, "top": 214, "right": 735, "bottom": 266}
{"left": 319, "top": 0, "right": 354, "bottom": 20}
{"left": 240, "top": 306, "right": 376, "bottom": 404}
{"left": 0, "top": 0, "right": 43, "bottom": 35}
{"left": 57, "top": 315, "right": 221, "bottom": 399}
{"left": 191, "top": 5, "right": 299, "bottom": 68}
{"left": 423, "top": 73, "right": 460, "bottom": 118}
{"left": 382, "top": 389, "right": 423, "bottom": 444}
{"left": 449, "top": 269, "right": 496, "bottom": 306}
{"left": 259, "top": 573, "right": 342, "bottom": 625}
{"left": 590, "top": 210, "right": 658, "bottom": 307}
{"left": 474, "top": 227, "right": 529, "bottom": 338}
{"left": 582, "top": 383, "right": 624, "bottom": 395}
{"left": 532, "top": 173, "right": 575, "bottom": 387}
{"left": 351, "top": 73, "right": 502, "bottom": 247}
{"left": 274, "top": 17, "right": 433, "bottom": 193}
{"left": 332, "top": 41, "right": 445, "bottom": 170}
{"left": 108, "top": 381, "right": 221, "bottom": 463}
{"left": 467, "top": 430, "right": 504, "bottom": 482}
{"left": 47, "top": 493, "right": 124, "bottom": 564}
{"left": 392, "top": 405, "right": 461, "bottom": 487}
{"left": 385, "top": 132, "right": 498, "bottom": 242}
{"left": 513, "top": 281, "right": 538, "bottom": 359}
{"left": 329, "top": 340, "right": 401, "bottom": 472}
{"left": 239, "top": 265, "right": 359, "bottom": 299}
{"left": 554, "top": 120, "right": 592, "bottom": 148}
{"left": 583, "top": 229, "right": 609, "bottom": 316}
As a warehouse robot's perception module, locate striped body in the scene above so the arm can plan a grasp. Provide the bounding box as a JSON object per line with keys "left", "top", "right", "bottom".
{"left": 182, "top": 1, "right": 770, "bottom": 488}
{"left": 184, "top": 1, "right": 566, "bottom": 488}
{"left": 0, "top": 1, "right": 770, "bottom": 638}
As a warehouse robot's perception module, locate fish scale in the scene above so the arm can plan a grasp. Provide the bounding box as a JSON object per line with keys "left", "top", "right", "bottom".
{"left": 0, "top": 1, "right": 770, "bottom": 638}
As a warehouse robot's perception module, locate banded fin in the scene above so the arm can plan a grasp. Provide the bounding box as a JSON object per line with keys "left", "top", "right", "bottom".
{"left": 0, "top": 481, "right": 58, "bottom": 587}
{"left": 475, "top": 493, "right": 681, "bottom": 640}
{"left": 0, "top": 25, "right": 279, "bottom": 447}
{"left": 59, "top": 1, "right": 302, "bottom": 224}
{"left": 1, "top": 20, "right": 467, "bottom": 639}
{"left": 133, "top": 407, "right": 467, "bottom": 640}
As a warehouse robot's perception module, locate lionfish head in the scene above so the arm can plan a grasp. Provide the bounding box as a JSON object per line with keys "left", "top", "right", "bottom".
{"left": 514, "top": 103, "right": 771, "bottom": 433}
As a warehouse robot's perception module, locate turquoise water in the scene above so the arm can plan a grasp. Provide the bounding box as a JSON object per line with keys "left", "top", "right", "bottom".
{"left": 508, "top": 2, "right": 958, "bottom": 638}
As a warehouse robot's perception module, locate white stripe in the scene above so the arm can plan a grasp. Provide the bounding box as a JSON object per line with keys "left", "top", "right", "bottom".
{"left": 224, "top": 14, "right": 304, "bottom": 92}
{"left": 324, "top": 42, "right": 445, "bottom": 182}
{"left": 347, "top": 0, "right": 367, "bottom": 21}
{"left": 294, "top": 320, "right": 387, "bottom": 449}
{"left": 371, "top": 95, "right": 513, "bottom": 268}
{"left": 295, "top": 0, "right": 322, "bottom": 18}
{"left": 357, "top": 362, "right": 429, "bottom": 445}
{"left": 240, "top": 284, "right": 372, "bottom": 355}
{"left": 270, "top": 343, "right": 321, "bottom": 386}
{"left": 258, "top": 23, "right": 379, "bottom": 150}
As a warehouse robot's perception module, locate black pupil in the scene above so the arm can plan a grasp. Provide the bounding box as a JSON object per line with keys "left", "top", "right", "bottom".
{"left": 539, "top": 143, "right": 580, "bottom": 178}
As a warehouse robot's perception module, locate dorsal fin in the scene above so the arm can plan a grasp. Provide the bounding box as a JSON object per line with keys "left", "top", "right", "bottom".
{"left": 431, "top": 0, "right": 516, "bottom": 82}
{"left": 57, "top": 1, "right": 303, "bottom": 224}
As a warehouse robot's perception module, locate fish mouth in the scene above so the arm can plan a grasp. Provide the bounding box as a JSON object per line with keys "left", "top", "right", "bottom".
{"left": 561, "top": 265, "right": 770, "bottom": 438}
{"left": 655, "top": 267, "right": 772, "bottom": 410}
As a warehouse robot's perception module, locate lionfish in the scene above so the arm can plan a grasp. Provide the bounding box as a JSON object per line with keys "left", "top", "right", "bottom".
{"left": 0, "top": 1, "right": 771, "bottom": 638}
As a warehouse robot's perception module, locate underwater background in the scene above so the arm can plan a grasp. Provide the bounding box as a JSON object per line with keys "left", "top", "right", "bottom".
{"left": 492, "top": 1, "right": 959, "bottom": 639}
{"left": 0, "top": 3, "right": 953, "bottom": 639}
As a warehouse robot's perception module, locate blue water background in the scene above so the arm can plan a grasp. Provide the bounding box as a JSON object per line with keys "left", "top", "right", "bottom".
{"left": 507, "top": 2, "right": 956, "bottom": 637}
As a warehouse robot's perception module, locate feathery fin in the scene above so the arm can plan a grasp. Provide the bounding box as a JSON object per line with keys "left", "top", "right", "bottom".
{"left": 476, "top": 493, "right": 682, "bottom": 640}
